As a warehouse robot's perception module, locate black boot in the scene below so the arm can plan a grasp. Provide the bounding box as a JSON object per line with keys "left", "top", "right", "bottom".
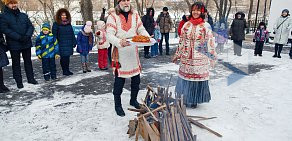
{"left": 130, "top": 90, "right": 141, "bottom": 109}
{"left": 17, "top": 82, "right": 24, "bottom": 89}
{"left": 114, "top": 95, "right": 125, "bottom": 117}
{"left": 1, "top": 85, "right": 9, "bottom": 92}
{"left": 28, "top": 79, "right": 38, "bottom": 84}
{"left": 0, "top": 69, "right": 9, "bottom": 92}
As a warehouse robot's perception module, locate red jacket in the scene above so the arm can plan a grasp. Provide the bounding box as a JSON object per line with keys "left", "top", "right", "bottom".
{"left": 178, "top": 20, "right": 186, "bottom": 36}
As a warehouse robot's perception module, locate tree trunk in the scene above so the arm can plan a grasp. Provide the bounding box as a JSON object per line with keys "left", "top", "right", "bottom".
{"left": 107, "top": 0, "right": 111, "bottom": 9}
{"left": 225, "top": 0, "right": 232, "bottom": 22}
{"left": 114, "top": 0, "right": 118, "bottom": 7}
{"left": 247, "top": 0, "right": 254, "bottom": 33}
{"left": 0, "top": 1, "right": 4, "bottom": 13}
{"left": 205, "top": 0, "right": 210, "bottom": 8}
{"left": 80, "top": 0, "right": 94, "bottom": 24}
{"left": 184, "top": 0, "right": 191, "bottom": 10}
{"left": 135, "top": 0, "right": 143, "bottom": 16}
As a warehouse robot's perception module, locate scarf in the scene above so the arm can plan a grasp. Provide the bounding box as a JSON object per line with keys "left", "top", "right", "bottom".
{"left": 81, "top": 31, "right": 93, "bottom": 45}
{"left": 61, "top": 19, "right": 70, "bottom": 25}
{"left": 189, "top": 17, "right": 204, "bottom": 26}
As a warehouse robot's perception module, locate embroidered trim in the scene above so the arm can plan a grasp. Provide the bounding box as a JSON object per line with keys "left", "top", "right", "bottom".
{"left": 119, "top": 13, "right": 132, "bottom": 32}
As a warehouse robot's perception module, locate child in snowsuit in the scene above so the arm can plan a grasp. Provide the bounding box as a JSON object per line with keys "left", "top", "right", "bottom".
{"left": 215, "top": 22, "right": 228, "bottom": 54}
{"left": 96, "top": 21, "right": 110, "bottom": 70}
{"left": 35, "top": 23, "right": 59, "bottom": 81}
{"left": 253, "top": 22, "right": 269, "bottom": 56}
{"left": 151, "top": 22, "right": 161, "bottom": 57}
{"left": 77, "top": 21, "right": 94, "bottom": 73}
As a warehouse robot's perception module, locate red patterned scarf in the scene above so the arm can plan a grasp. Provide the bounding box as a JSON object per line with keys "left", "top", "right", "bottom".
{"left": 189, "top": 17, "right": 204, "bottom": 26}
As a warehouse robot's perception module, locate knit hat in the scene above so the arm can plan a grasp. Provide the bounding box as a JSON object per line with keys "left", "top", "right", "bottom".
{"left": 282, "top": 9, "right": 289, "bottom": 14}
{"left": 2, "top": 0, "right": 18, "bottom": 5}
{"left": 96, "top": 21, "right": 105, "bottom": 30}
{"left": 84, "top": 21, "right": 93, "bottom": 33}
{"left": 42, "top": 23, "right": 51, "bottom": 31}
{"left": 163, "top": 7, "right": 168, "bottom": 12}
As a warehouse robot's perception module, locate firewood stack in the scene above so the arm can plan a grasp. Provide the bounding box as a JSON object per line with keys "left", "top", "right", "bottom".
{"left": 127, "top": 85, "right": 197, "bottom": 141}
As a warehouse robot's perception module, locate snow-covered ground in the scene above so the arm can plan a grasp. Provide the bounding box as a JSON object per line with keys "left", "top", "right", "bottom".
{"left": 1, "top": 42, "right": 292, "bottom": 141}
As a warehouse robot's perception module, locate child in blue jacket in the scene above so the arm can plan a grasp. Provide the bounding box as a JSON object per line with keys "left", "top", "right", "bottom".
{"left": 151, "top": 22, "right": 161, "bottom": 57}
{"left": 77, "top": 21, "right": 94, "bottom": 73}
{"left": 35, "top": 23, "right": 59, "bottom": 81}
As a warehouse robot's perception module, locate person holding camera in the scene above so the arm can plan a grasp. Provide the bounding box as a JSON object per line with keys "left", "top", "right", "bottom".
{"left": 273, "top": 9, "right": 292, "bottom": 58}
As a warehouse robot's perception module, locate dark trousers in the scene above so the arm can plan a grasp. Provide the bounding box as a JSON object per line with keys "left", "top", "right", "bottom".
{"left": 108, "top": 44, "right": 112, "bottom": 65}
{"left": 113, "top": 74, "right": 140, "bottom": 107}
{"left": 254, "top": 41, "right": 264, "bottom": 55}
{"left": 233, "top": 40, "right": 243, "bottom": 56}
{"left": 289, "top": 42, "right": 292, "bottom": 57}
{"left": 42, "top": 58, "right": 56, "bottom": 80}
{"left": 10, "top": 48, "right": 35, "bottom": 83}
{"left": 274, "top": 43, "right": 283, "bottom": 56}
{"left": 159, "top": 33, "right": 170, "bottom": 55}
{"left": 60, "top": 56, "right": 71, "bottom": 73}
{"left": 144, "top": 46, "right": 150, "bottom": 56}
{"left": 0, "top": 67, "right": 4, "bottom": 86}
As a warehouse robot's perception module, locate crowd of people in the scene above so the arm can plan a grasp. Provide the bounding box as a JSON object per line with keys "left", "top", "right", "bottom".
{"left": 0, "top": 0, "right": 292, "bottom": 117}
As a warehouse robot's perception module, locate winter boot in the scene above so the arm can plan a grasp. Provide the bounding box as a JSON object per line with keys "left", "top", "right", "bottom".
{"left": 28, "top": 79, "right": 38, "bottom": 84}
{"left": 82, "top": 63, "right": 87, "bottom": 73}
{"left": 130, "top": 90, "right": 141, "bottom": 109}
{"left": 114, "top": 95, "right": 125, "bottom": 117}
{"left": 16, "top": 82, "right": 24, "bottom": 89}
{"left": 0, "top": 69, "right": 9, "bottom": 92}
{"left": 86, "top": 63, "right": 91, "bottom": 72}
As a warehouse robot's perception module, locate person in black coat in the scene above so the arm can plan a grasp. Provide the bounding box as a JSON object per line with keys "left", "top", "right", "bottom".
{"left": 230, "top": 12, "right": 247, "bottom": 56}
{"left": 52, "top": 8, "right": 77, "bottom": 76}
{"left": 142, "top": 7, "right": 155, "bottom": 58}
{"left": 0, "top": 0, "right": 37, "bottom": 89}
{"left": 0, "top": 31, "right": 10, "bottom": 93}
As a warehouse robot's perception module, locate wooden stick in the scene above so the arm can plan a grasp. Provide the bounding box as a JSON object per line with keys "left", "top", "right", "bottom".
{"left": 171, "top": 107, "right": 179, "bottom": 141}
{"left": 141, "top": 99, "right": 159, "bottom": 121}
{"left": 189, "top": 118, "right": 223, "bottom": 137}
{"left": 128, "top": 108, "right": 146, "bottom": 113}
{"left": 195, "top": 117, "right": 217, "bottom": 121}
{"left": 138, "top": 105, "right": 166, "bottom": 119}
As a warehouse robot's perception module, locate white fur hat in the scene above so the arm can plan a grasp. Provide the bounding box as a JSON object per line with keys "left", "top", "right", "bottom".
{"left": 96, "top": 21, "right": 105, "bottom": 30}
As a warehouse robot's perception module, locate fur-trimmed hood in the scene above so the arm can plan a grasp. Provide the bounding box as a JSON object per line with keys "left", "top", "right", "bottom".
{"left": 55, "top": 8, "right": 72, "bottom": 25}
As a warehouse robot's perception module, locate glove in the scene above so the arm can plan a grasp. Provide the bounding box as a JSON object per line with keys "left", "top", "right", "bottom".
{"left": 55, "top": 54, "right": 60, "bottom": 59}
{"left": 157, "top": 39, "right": 161, "bottom": 43}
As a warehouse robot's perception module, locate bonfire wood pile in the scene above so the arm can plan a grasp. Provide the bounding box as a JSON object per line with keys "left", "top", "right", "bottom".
{"left": 127, "top": 85, "right": 222, "bottom": 141}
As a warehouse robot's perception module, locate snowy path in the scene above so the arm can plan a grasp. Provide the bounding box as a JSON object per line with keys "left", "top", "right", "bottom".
{"left": 1, "top": 42, "right": 292, "bottom": 141}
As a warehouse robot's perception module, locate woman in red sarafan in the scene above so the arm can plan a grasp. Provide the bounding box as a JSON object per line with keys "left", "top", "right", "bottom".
{"left": 173, "top": 2, "right": 217, "bottom": 108}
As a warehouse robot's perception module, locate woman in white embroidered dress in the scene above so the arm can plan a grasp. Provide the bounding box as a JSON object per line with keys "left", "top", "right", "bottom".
{"left": 173, "top": 2, "right": 216, "bottom": 108}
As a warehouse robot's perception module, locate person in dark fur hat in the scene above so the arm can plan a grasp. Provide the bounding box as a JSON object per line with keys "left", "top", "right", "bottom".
{"left": 230, "top": 11, "right": 247, "bottom": 56}
{"left": 52, "top": 8, "right": 77, "bottom": 76}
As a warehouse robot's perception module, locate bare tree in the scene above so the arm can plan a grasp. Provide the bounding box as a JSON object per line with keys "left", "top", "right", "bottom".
{"left": 213, "top": 0, "right": 232, "bottom": 22}
{"left": 247, "top": 0, "right": 254, "bottom": 33}
{"left": 80, "top": 0, "right": 94, "bottom": 23}
{"left": 114, "top": 0, "right": 118, "bottom": 7}
{"left": 107, "top": 0, "right": 111, "bottom": 9}
{"left": 135, "top": 0, "right": 143, "bottom": 16}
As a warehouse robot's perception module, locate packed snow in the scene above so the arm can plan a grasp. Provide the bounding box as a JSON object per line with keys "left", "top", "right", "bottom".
{"left": 1, "top": 41, "right": 292, "bottom": 141}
